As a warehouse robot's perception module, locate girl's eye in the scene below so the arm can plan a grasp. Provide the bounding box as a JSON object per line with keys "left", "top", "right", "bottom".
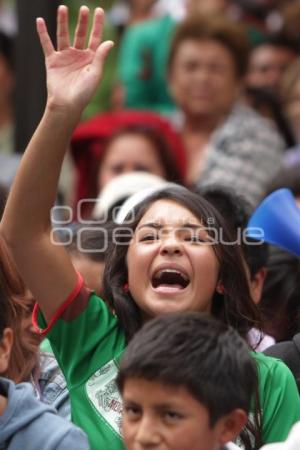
{"left": 140, "top": 234, "right": 159, "bottom": 242}
{"left": 184, "top": 234, "right": 206, "bottom": 243}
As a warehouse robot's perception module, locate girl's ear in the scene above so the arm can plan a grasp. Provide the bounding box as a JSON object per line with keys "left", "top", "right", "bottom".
{"left": 0, "top": 328, "right": 13, "bottom": 374}
{"left": 217, "top": 409, "right": 248, "bottom": 444}
{"left": 216, "top": 280, "right": 225, "bottom": 295}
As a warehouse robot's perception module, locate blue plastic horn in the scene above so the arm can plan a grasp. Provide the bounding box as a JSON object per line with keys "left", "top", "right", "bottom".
{"left": 247, "top": 188, "right": 300, "bottom": 258}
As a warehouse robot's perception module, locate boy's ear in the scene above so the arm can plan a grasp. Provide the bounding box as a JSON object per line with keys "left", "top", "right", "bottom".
{"left": 217, "top": 409, "right": 248, "bottom": 445}
{"left": 0, "top": 328, "right": 13, "bottom": 374}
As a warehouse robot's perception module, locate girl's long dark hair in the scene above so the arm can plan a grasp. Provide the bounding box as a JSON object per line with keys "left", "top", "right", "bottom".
{"left": 102, "top": 186, "right": 263, "bottom": 449}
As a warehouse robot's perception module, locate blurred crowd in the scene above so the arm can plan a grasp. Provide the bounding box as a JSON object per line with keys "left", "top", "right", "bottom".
{"left": 1, "top": 1, "right": 300, "bottom": 209}
{"left": 1, "top": 1, "right": 300, "bottom": 450}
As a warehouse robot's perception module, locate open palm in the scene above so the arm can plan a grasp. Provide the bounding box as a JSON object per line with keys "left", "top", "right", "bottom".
{"left": 37, "top": 5, "right": 113, "bottom": 112}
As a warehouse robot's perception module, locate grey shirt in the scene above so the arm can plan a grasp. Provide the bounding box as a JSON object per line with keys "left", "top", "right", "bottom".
{"left": 198, "top": 103, "right": 284, "bottom": 207}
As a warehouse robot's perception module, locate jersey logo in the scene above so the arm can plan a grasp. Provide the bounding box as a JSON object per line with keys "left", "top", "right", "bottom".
{"left": 85, "top": 359, "right": 123, "bottom": 436}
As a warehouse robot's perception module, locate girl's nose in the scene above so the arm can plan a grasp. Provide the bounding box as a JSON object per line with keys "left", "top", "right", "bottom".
{"left": 160, "top": 235, "right": 183, "bottom": 256}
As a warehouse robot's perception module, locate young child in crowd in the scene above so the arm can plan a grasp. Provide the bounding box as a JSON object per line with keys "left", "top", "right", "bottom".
{"left": 0, "top": 265, "right": 89, "bottom": 449}
{"left": 117, "top": 312, "right": 256, "bottom": 450}
{"left": 1, "top": 6, "right": 299, "bottom": 450}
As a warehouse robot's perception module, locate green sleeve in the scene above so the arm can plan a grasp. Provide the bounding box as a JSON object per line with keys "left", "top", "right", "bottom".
{"left": 256, "top": 354, "right": 300, "bottom": 443}
{"left": 38, "top": 290, "right": 126, "bottom": 388}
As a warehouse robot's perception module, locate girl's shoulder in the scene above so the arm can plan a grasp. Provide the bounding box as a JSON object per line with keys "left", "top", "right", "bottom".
{"left": 251, "top": 353, "right": 300, "bottom": 443}
{"left": 251, "top": 351, "right": 298, "bottom": 396}
{"left": 251, "top": 351, "right": 293, "bottom": 376}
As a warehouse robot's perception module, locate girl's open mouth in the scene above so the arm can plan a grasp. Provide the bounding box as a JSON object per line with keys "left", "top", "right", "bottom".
{"left": 151, "top": 269, "right": 190, "bottom": 293}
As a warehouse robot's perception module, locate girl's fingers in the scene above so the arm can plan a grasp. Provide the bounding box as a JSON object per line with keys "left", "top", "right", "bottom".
{"left": 73, "top": 6, "right": 89, "bottom": 49}
{"left": 36, "top": 18, "right": 55, "bottom": 57}
{"left": 38, "top": 5, "right": 107, "bottom": 58}
{"left": 88, "top": 7, "right": 104, "bottom": 52}
{"left": 56, "top": 5, "right": 70, "bottom": 51}
{"left": 92, "top": 40, "right": 114, "bottom": 73}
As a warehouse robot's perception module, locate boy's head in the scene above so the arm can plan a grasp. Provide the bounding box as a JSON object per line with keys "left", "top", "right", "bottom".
{"left": 117, "top": 312, "right": 256, "bottom": 450}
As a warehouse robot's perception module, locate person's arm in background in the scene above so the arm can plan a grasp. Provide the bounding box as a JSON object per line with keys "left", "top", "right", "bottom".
{"left": 0, "top": 5, "right": 113, "bottom": 322}
{"left": 66, "top": 0, "right": 119, "bottom": 118}
{"left": 118, "top": 23, "right": 153, "bottom": 108}
{"left": 118, "top": 16, "right": 176, "bottom": 114}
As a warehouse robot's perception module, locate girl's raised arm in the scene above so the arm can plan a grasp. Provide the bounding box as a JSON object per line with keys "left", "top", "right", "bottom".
{"left": 0, "top": 5, "right": 113, "bottom": 322}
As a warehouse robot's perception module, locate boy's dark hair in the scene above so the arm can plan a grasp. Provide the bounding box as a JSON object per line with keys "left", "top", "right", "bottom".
{"left": 117, "top": 312, "right": 257, "bottom": 426}
{"left": 168, "top": 14, "right": 250, "bottom": 78}
{"left": 200, "top": 186, "right": 268, "bottom": 279}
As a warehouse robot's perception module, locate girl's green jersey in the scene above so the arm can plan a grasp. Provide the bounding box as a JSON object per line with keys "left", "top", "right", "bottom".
{"left": 35, "top": 280, "right": 300, "bottom": 450}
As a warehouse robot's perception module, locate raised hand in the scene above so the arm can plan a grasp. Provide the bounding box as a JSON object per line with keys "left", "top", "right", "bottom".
{"left": 37, "top": 5, "right": 114, "bottom": 113}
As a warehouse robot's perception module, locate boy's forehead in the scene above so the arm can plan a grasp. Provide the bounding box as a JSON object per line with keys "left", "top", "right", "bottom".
{"left": 122, "top": 377, "right": 206, "bottom": 412}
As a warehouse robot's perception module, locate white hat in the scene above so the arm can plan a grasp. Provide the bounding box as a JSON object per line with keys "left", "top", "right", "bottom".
{"left": 92, "top": 172, "right": 167, "bottom": 220}
{"left": 115, "top": 181, "right": 179, "bottom": 224}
